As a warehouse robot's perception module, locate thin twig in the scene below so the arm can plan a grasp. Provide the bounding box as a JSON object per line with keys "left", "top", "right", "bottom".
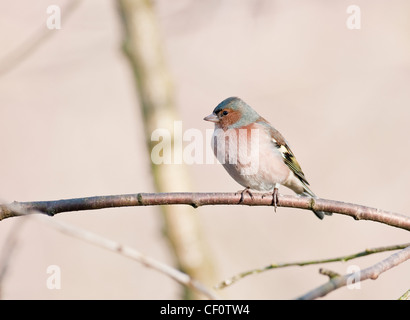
{"left": 296, "top": 245, "right": 410, "bottom": 300}
{"left": 36, "top": 215, "right": 218, "bottom": 300}
{"left": 215, "top": 243, "right": 410, "bottom": 289}
{"left": 0, "top": 203, "right": 218, "bottom": 300}
{"left": 1, "top": 192, "right": 409, "bottom": 231}
{"left": 398, "top": 289, "right": 410, "bottom": 300}
{"left": 318, "top": 268, "right": 340, "bottom": 279}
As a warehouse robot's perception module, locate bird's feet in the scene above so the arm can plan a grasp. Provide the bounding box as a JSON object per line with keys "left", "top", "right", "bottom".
{"left": 236, "top": 187, "right": 254, "bottom": 203}
{"left": 262, "top": 183, "right": 280, "bottom": 212}
{"left": 261, "top": 188, "right": 279, "bottom": 212}
{"left": 272, "top": 187, "right": 279, "bottom": 212}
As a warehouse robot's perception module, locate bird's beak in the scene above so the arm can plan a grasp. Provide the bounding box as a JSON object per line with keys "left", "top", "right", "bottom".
{"left": 203, "top": 113, "right": 219, "bottom": 123}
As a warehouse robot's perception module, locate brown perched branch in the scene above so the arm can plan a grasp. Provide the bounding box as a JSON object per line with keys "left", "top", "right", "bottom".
{"left": 296, "top": 245, "right": 410, "bottom": 300}
{"left": 1, "top": 192, "right": 409, "bottom": 231}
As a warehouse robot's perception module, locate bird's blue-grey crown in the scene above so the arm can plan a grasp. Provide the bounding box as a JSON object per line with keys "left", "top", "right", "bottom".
{"left": 213, "top": 97, "right": 261, "bottom": 128}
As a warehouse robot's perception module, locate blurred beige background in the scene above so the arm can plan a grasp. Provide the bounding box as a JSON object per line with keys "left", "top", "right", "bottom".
{"left": 0, "top": 0, "right": 409, "bottom": 299}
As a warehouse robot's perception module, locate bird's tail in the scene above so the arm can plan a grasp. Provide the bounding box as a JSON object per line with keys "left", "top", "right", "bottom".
{"left": 301, "top": 186, "right": 332, "bottom": 220}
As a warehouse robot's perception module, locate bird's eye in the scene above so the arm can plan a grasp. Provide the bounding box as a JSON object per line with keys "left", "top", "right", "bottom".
{"left": 222, "top": 110, "right": 229, "bottom": 116}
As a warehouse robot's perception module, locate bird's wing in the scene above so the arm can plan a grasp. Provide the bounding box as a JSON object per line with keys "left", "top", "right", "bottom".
{"left": 259, "top": 120, "right": 310, "bottom": 186}
{"left": 275, "top": 142, "right": 310, "bottom": 186}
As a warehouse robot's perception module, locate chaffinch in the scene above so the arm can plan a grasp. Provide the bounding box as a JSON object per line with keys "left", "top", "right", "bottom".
{"left": 204, "top": 97, "right": 331, "bottom": 219}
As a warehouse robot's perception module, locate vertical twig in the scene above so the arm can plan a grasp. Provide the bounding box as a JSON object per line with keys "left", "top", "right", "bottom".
{"left": 116, "top": 0, "right": 216, "bottom": 299}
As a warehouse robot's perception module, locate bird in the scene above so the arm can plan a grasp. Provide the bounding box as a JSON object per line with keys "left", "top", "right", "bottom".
{"left": 203, "top": 96, "right": 331, "bottom": 219}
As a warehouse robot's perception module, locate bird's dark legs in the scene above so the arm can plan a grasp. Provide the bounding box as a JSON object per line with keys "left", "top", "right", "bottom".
{"left": 261, "top": 185, "right": 280, "bottom": 212}
{"left": 236, "top": 187, "right": 254, "bottom": 203}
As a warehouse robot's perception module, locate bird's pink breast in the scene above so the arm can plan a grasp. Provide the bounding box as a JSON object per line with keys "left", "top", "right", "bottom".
{"left": 211, "top": 122, "right": 291, "bottom": 191}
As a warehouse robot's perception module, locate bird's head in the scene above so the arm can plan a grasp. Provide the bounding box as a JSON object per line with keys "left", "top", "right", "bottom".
{"left": 204, "top": 97, "right": 260, "bottom": 130}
